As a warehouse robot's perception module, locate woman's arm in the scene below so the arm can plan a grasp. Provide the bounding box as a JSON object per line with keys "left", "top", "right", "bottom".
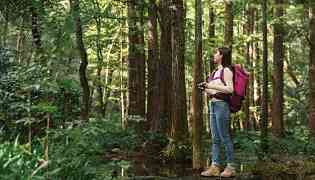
{"left": 206, "top": 68, "right": 234, "bottom": 94}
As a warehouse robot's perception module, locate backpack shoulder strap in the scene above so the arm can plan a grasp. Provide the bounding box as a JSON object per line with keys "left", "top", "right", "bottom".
{"left": 219, "top": 68, "right": 227, "bottom": 86}
{"left": 208, "top": 68, "right": 218, "bottom": 82}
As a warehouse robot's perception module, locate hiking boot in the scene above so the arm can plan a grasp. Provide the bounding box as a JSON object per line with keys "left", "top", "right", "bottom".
{"left": 200, "top": 165, "right": 221, "bottom": 177}
{"left": 220, "top": 167, "right": 236, "bottom": 178}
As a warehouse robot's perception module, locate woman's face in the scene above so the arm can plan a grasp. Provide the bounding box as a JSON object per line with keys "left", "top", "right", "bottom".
{"left": 214, "top": 50, "right": 222, "bottom": 64}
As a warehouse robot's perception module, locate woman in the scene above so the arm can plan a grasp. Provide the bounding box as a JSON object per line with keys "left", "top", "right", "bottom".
{"left": 199, "top": 47, "right": 236, "bottom": 177}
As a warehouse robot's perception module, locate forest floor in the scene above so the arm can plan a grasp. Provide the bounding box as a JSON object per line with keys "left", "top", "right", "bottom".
{"left": 104, "top": 146, "right": 315, "bottom": 180}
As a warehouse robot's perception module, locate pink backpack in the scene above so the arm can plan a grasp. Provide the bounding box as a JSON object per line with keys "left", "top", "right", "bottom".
{"left": 208, "top": 64, "right": 249, "bottom": 113}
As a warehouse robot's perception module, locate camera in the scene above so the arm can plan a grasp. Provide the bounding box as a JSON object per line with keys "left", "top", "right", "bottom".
{"left": 197, "top": 82, "right": 206, "bottom": 90}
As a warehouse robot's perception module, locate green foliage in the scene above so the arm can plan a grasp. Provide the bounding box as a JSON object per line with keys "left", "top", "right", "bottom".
{"left": 0, "top": 50, "right": 80, "bottom": 140}
{"left": 0, "top": 137, "right": 43, "bottom": 180}
{"left": 271, "top": 126, "right": 315, "bottom": 155}
{"left": 234, "top": 128, "right": 315, "bottom": 158}
{"left": 234, "top": 131, "right": 261, "bottom": 156}
{"left": 0, "top": 118, "right": 141, "bottom": 179}
{"left": 46, "top": 118, "right": 140, "bottom": 179}
{"left": 161, "top": 139, "right": 192, "bottom": 162}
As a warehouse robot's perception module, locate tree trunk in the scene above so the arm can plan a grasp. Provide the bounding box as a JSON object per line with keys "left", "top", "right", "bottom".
{"left": 272, "top": 0, "right": 285, "bottom": 137}
{"left": 254, "top": 11, "right": 261, "bottom": 131}
{"left": 16, "top": 18, "right": 25, "bottom": 64}
{"left": 159, "top": 0, "right": 173, "bottom": 134}
{"left": 285, "top": 51, "right": 300, "bottom": 87}
{"left": 30, "top": 3, "right": 42, "bottom": 56}
{"left": 249, "top": 8, "right": 257, "bottom": 131}
{"left": 204, "top": 3, "right": 216, "bottom": 133}
{"left": 208, "top": 4, "right": 215, "bottom": 73}
{"left": 224, "top": 0, "right": 233, "bottom": 62}
{"left": 127, "top": 0, "right": 146, "bottom": 129}
{"left": 93, "top": 0, "right": 105, "bottom": 118}
{"left": 192, "top": 0, "right": 203, "bottom": 170}
{"left": 2, "top": 10, "right": 9, "bottom": 47}
{"left": 147, "top": 0, "right": 160, "bottom": 132}
{"left": 207, "top": 2, "right": 215, "bottom": 72}
{"left": 138, "top": 1, "right": 146, "bottom": 119}
{"left": 244, "top": 4, "right": 250, "bottom": 131}
{"left": 103, "top": 69, "right": 115, "bottom": 115}
{"left": 260, "top": 0, "right": 269, "bottom": 153}
{"left": 224, "top": 0, "right": 234, "bottom": 132}
{"left": 63, "top": 88, "right": 70, "bottom": 127}
{"left": 127, "top": 0, "right": 139, "bottom": 120}
{"left": 244, "top": 4, "right": 255, "bottom": 131}
{"left": 70, "top": 0, "right": 90, "bottom": 121}
{"left": 309, "top": 3, "right": 315, "bottom": 137}
{"left": 171, "top": 0, "right": 188, "bottom": 142}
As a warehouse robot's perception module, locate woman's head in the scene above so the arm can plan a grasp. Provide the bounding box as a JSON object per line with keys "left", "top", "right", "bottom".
{"left": 214, "top": 47, "right": 231, "bottom": 67}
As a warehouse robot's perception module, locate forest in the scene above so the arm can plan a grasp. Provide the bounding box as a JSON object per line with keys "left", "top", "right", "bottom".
{"left": 1, "top": 0, "right": 315, "bottom": 179}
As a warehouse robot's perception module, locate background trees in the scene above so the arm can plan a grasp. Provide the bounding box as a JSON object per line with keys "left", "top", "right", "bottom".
{"left": 1, "top": 0, "right": 315, "bottom": 177}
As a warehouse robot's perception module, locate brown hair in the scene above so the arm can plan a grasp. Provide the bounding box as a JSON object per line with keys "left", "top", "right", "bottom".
{"left": 216, "top": 47, "right": 232, "bottom": 67}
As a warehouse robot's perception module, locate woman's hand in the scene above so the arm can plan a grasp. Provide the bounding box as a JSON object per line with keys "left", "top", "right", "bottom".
{"left": 198, "top": 82, "right": 214, "bottom": 89}
{"left": 197, "top": 82, "right": 208, "bottom": 90}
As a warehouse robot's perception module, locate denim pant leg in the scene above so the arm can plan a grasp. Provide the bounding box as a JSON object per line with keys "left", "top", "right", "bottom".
{"left": 213, "top": 101, "right": 235, "bottom": 165}
{"left": 209, "top": 101, "right": 221, "bottom": 166}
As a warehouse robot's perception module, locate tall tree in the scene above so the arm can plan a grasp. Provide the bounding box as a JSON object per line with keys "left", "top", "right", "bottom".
{"left": 224, "top": 0, "right": 233, "bottom": 63}
{"left": 70, "top": 0, "right": 90, "bottom": 121}
{"left": 254, "top": 10, "right": 261, "bottom": 131}
{"left": 92, "top": 0, "right": 105, "bottom": 117}
{"left": 260, "top": 0, "right": 269, "bottom": 153}
{"left": 127, "top": 0, "right": 146, "bottom": 122}
{"left": 30, "top": 1, "right": 42, "bottom": 56}
{"left": 244, "top": 4, "right": 250, "bottom": 131}
{"left": 159, "top": 0, "right": 173, "bottom": 133}
{"left": 272, "top": 0, "right": 285, "bottom": 137}
{"left": 147, "top": 0, "right": 160, "bottom": 131}
{"left": 309, "top": 2, "right": 315, "bottom": 137}
{"left": 244, "top": 4, "right": 255, "bottom": 131}
{"left": 192, "top": 0, "right": 203, "bottom": 169}
{"left": 208, "top": 3, "right": 216, "bottom": 73}
{"left": 138, "top": 1, "right": 146, "bottom": 119}
{"left": 171, "top": 0, "right": 188, "bottom": 141}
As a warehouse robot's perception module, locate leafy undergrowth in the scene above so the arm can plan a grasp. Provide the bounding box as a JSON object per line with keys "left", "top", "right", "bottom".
{"left": 0, "top": 119, "right": 147, "bottom": 180}
{"left": 2, "top": 122, "right": 315, "bottom": 179}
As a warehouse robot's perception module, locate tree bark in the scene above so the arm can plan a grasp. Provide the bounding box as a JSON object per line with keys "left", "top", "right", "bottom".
{"left": 103, "top": 69, "right": 115, "bottom": 115}
{"left": 254, "top": 11, "right": 261, "bottom": 131}
{"left": 243, "top": 4, "right": 256, "bottom": 131}
{"left": 171, "top": 0, "right": 188, "bottom": 141}
{"left": 93, "top": 0, "right": 105, "bottom": 117}
{"left": 260, "top": 0, "right": 269, "bottom": 153}
{"left": 147, "top": 0, "right": 161, "bottom": 132}
{"left": 192, "top": 0, "right": 203, "bottom": 170}
{"left": 127, "top": 0, "right": 146, "bottom": 121}
{"left": 127, "top": 0, "right": 139, "bottom": 120}
{"left": 138, "top": 1, "right": 146, "bottom": 119}
{"left": 224, "top": 0, "right": 233, "bottom": 63}
{"left": 70, "top": 0, "right": 90, "bottom": 121}
{"left": 309, "top": 3, "right": 315, "bottom": 137}
{"left": 272, "top": 0, "right": 285, "bottom": 137}
{"left": 208, "top": 4, "right": 215, "bottom": 73}
{"left": 244, "top": 4, "right": 250, "bottom": 131}
{"left": 249, "top": 8, "right": 257, "bottom": 131}
{"left": 159, "top": 0, "right": 173, "bottom": 134}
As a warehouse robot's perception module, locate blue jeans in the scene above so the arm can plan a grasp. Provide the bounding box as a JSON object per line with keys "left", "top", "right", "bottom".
{"left": 209, "top": 100, "right": 235, "bottom": 168}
